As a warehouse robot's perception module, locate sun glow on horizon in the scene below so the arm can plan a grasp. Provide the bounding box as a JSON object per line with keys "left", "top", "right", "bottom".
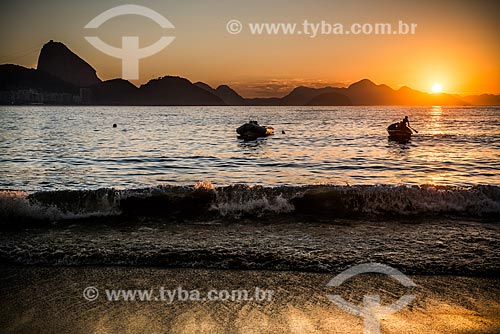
{"left": 432, "top": 83, "right": 443, "bottom": 93}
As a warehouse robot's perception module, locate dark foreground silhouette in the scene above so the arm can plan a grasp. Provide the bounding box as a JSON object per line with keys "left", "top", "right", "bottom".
{"left": 236, "top": 121, "right": 275, "bottom": 141}
{"left": 387, "top": 116, "right": 418, "bottom": 142}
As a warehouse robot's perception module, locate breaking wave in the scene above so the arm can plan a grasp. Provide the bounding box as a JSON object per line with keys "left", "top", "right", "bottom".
{"left": 1, "top": 184, "right": 499, "bottom": 223}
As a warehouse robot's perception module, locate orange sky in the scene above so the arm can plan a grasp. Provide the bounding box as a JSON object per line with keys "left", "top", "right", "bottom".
{"left": 1, "top": 0, "right": 499, "bottom": 97}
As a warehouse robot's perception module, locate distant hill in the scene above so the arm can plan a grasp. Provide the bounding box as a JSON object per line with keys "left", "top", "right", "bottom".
{"left": 1, "top": 40, "right": 499, "bottom": 106}
{"left": 90, "top": 79, "right": 138, "bottom": 105}
{"left": 215, "top": 85, "right": 246, "bottom": 105}
{"left": 194, "top": 82, "right": 216, "bottom": 94}
{"left": 306, "top": 92, "right": 352, "bottom": 106}
{"left": 138, "top": 76, "right": 224, "bottom": 105}
{"left": 194, "top": 82, "right": 246, "bottom": 105}
{"left": 0, "top": 64, "right": 77, "bottom": 93}
{"left": 344, "top": 79, "right": 396, "bottom": 105}
{"left": 265, "top": 79, "right": 471, "bottom": 106}
{"left": 394, "top": 86, "right": 466, "bottom": 106}
{"left": 461, "top": 94, "right": 500, "bottom": 106}
{"left": 281, "top": 86, "right": 338, "bottom": 106}
{"left": 37, "top": 40, "right": 101, "bottom": 87}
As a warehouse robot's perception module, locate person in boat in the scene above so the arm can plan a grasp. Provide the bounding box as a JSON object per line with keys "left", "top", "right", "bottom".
{"left": 401, "top": 116, "right": 410, "bottom": 128}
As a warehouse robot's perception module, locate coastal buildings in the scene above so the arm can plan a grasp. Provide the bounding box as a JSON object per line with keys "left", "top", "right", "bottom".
{"left": 0, "top": 88, "right": 92, "bottom": 105}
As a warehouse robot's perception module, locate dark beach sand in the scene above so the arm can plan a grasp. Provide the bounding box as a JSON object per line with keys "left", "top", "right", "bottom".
{"left": 0, "top": 265, "right": 499, "bottom": 334}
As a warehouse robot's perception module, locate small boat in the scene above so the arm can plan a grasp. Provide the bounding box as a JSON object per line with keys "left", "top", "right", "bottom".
{"left": 387, "top": 122, "right": 412, "bottom": 141}
{"left": 236, "top": 121, "right": 275, "bottom": 141}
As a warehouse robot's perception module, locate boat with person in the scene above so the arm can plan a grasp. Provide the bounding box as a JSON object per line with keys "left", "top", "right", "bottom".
{"left": 387, "top": 122, "right": 413, "bottom": 141}
{"left": 236, "top": 121, "right": 275, "bottom": 141}
{"left": 387, "top": 116, "right": 418, "bottom": 141}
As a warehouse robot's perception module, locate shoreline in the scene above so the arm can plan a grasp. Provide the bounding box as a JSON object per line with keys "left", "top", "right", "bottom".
{"left": 1, "top": 215, "right": 498, "bottom": 276}
{"left": 1, "top": 265, "right": 499, "bottom": 334}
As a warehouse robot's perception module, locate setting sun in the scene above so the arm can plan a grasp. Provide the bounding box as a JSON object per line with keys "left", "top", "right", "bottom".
{"left": 432, "top": 83, "right": 443, "bottom": 93}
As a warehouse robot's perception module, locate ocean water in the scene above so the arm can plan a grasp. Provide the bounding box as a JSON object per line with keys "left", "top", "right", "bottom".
{"left": 1, "top": 105, "right": 499, "bottom": 274}
{"left": 1, "top": 105, "right": 499, "bottom": 190}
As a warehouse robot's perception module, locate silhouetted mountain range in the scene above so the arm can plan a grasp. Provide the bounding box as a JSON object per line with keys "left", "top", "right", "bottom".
{"left": 37, "top": 40, "right": 101, "bottom": 87}
{"left": 194, "top": 82, "right": 246, "bottom": 105}
{"left": 1, "top": 40, "right": 499, "bottom": 106}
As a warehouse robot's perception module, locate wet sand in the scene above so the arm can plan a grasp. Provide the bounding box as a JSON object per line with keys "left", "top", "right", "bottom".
{"left": 0, "top": 265, "right": 499, "bottom": 334}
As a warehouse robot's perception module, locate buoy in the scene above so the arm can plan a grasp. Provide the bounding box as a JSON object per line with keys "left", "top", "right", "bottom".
{"left": 112, "top": 124, "right": 117, "bottom": 128}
